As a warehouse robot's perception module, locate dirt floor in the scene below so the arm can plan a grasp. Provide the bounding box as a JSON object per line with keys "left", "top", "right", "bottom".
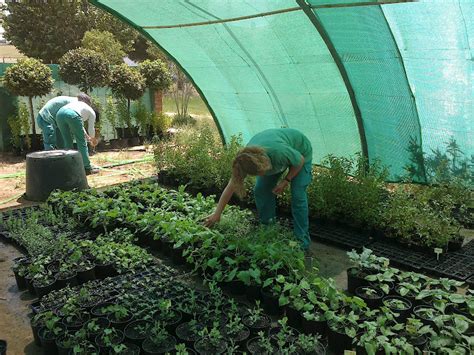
{"left": 0, "top": 147, "right": 156, "bottom": 211}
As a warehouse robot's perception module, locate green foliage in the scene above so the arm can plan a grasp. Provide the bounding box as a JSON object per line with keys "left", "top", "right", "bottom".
{"left": 138, "top": 59, "right": 172, "bottom": 91}
{"left": 59, "top": 48, "right": 110, "bottom": 93}
{"left": 150, "top": 112, "right": 172, "bottom": 137}
{"left": 7, "top": 102, "right": 31, "bottom": 150}
{"left": 81, "top": 30, "right": 125, "bottom": 65}
{"left": 3, "top": 58, "right": 53, "bottom": 98}
{"left": 104, "top": 96, "right": 118, "bottom": 137}
{"left": 110, "top": 64, "right": 146, "bottom": 103}
{"left": 116, "top": 98, "right": 132, "bottom": 129}
{"left": 132, "top": 99, "right": 149, "bottom": 136}
{"left": 1, "top": 1, "right": 136, "bottom": 63}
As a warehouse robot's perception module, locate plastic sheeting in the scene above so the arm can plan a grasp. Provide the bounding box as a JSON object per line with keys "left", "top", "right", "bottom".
{"left": 91, "top": 0, "right": 473, "bottom": 183}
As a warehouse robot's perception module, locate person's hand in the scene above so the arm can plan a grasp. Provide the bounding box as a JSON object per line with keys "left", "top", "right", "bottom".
{"left": 272, "top": 180, "right": 289, "bottom": 195}
{"left": 203, "top": 213, "right": 221, "bottom": 227}
{"left": 89, "top": 137, "right": 99, "bottom": 147}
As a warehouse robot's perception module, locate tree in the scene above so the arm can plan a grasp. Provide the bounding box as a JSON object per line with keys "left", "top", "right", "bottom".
{"left": 138, "top": 59, "right": 172, "bottom": 91}
{"left": 3, "top": 58, "right": 53, "bottom": 147}
{"left": 59, "top": 48, "right": 110, "bottom": 93}
{"left": 82, "top": 30, "right": 125, "bottom": 65}
{"left": 1, "top": 1, "right": 137, "bottom": 63}
{"left": 110, "top": 64, "right": 146, "bottom": 114}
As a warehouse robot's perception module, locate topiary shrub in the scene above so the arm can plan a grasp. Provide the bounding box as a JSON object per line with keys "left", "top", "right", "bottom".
{"left": 59, "top": 48, "right": 110, "bottom": 93}
{"left": 110, "top": 64, "right": 146, "bottom": 114}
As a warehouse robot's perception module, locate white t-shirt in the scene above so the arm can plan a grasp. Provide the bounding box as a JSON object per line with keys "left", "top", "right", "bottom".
{"left": 62, "top": 101, "right": 96, "bottom": 137}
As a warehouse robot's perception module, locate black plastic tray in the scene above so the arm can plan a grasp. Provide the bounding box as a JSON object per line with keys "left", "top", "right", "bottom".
{"left": 422, "top": 253, "right": 474, "bottom": 281}
{"left": 458, "top": 239, "right": 474, "bottom": 257}
{"left": 309, "top": 224, "right": 372, "bottom": 251}
{"left": 368, "top": 241, "right": 430, "bottom": 271}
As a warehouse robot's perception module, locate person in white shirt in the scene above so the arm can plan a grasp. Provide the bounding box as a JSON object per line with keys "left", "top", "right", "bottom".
{"left": 56, "top": 100, "right": 99, "bottom": 175}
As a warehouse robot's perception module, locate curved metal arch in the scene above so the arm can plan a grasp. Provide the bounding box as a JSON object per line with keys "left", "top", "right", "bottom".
{"left": 296, "top": 0, "right": 369, "bottom": 161}
{"left": 89, "top": 0, "right": 227, "bottom": 144}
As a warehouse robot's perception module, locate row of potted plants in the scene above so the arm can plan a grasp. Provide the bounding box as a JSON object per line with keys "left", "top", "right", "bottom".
{"left": 153, "top": 125, "right": 471, "bottom": 250}
{"left": 45, "top": 181, "right": 473, "bottom": 353}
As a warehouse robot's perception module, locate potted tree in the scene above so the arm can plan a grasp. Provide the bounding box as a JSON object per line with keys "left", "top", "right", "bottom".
{"left": 3, "top": 58, "right": 54, "bottom": 151}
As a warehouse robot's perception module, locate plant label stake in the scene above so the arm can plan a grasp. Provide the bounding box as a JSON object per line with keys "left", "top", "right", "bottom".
{"left": 434, "top": 248, "right": 443, "bottom": 261}
{"left": 344, "top": 351, "right": 356, "bottom": 355}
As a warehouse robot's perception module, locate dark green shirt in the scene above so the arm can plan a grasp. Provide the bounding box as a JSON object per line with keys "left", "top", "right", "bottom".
{"left": 247, "top": 128, "right": 312, "bottom": 175}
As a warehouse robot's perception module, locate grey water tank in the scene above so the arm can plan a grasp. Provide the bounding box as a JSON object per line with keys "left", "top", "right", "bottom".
{"left": 25, "top": 150, "right": 89, "bottom": 202}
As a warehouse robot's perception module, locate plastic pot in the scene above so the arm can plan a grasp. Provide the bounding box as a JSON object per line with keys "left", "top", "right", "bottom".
{"left": 142, "top": 336, "right": 176, "bottom": 355}
{"left": 176, "top": 321, "right": 206, "bottom": 348}
{"left": 382, "top": 296, "right": 412, "bottom": 322}
{"left": 355, "top": 286, "right": 384, "bottom": 309}
{"left": 95, "top": 262, "right": 116, "bottom": 279}
{"left": 77, "top": 265, "right": 96, "bottom": 283}
{"left": 346, "top": 267, "right": 371, "bottom": 294}
{"left": 124, "top": 320, "right": 152, "bottom": 346}
{"left": 242, "top": 314, "right": 271, "bottom": 338}
{"left": 246, "top": 285, "right": 262, "bottom": 303}
{"left": 0, "top": 340, "right": 7, "bottom": 355}
{"left": 56, "top": 272, "right": 78, "bottom": 289}
{"left": 261, "top": 288, "right": 281, "bottom": 316}
{"left": 194, "top": 338, "right": 227, "bottom": 355}
{"left": 13, "top": 270, "right": 28, "bottom": 291}
{"left": 301, "top": 315, "right": 327, "bottom": 336}
{"left": 33, "top": 278, "right": 57, "bottom": 298}
{"left": 284, "top": 305, "right": 303, "bottom": 330}
{"left": 327, "top": 324, "right": 354, "bottom": 354}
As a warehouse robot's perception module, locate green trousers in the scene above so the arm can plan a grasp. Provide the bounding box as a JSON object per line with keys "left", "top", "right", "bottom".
{"left": 254, "top": 160, "right": 312, "bottom": 250}
{"left": 36, "top": 114, "right": 64, "bottom": 151}
{"left": 56, "top": 108, "right": 91, "bottom": 170}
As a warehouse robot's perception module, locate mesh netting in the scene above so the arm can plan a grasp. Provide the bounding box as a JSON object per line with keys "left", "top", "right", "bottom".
{"left": 90, "top": 0, "right": 473, "bottom": 183}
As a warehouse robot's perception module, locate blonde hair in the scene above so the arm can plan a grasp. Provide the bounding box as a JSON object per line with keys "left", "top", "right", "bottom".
{"left": 232, "top": 146, "right": 271, "bottom": 198}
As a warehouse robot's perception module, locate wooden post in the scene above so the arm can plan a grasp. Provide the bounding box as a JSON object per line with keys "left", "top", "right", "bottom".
{"left": 153, "top": 90, "right": 163, "bottom": 114}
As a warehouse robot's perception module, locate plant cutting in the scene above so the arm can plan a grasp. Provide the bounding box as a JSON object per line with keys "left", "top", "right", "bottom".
{"left": 242, "top": 301, "right": 271, "bottom": 337}
{"left": 142, "top": 321, "right": 177, "bottom": 355}
{"left": 194, "top": 322, "right": 227, "bottom": 355}
{"left": 382, "top": 296, "right": 412, "bottom": 322}
{"left": 224, "top": 313, "right": 250, "bottom": 349}
{"left": 176, "top": 319, "right": 206, "bottom": 348}
{"left": 295, "top": 333, "right": 325, "bottom": 355}
{"left": 95, "top": 328, "right": 124, "bottom": 352}
{"left": 269, "top": 317, "right": 299, "bottom": 354}
{"left": 246, "top": 330, "right": 275, "bottom": 354}
{"left": 355, "top": 286, "right": 384, "bottom": 309}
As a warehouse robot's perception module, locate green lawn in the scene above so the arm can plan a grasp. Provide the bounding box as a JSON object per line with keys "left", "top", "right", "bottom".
{"left": 163, "top": 95, "right": 211, "bottom": 117}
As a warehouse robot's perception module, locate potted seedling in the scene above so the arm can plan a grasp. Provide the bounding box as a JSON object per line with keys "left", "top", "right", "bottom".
{"left": 413, "top": 305, "right": 443, "bottom": 327}
{"left": 38, "top": 312, "right": 67, "bottom": 354}
{"left": 12, "top": 256, "right": 30, "bottom": 290}
{"left": 95, "top": 328, "right": 124, "bottom": 353}
{"left": 174, "top": 343, "right": 196, "bottom": 355}
{"left": 355, "top": 286, "right": 384, "bottom": 309}
{"left": 382, "top": 296, "right": 412, "bottom": 322}
{"left": 109, "top": 342, "right": 141, "bottom": 354}
{"left": 104, "top": 304, "right": 134, "bottom": 330}
{"left": 85, "top": 317, "right": 111, "bottom": 343}
{"left": 401, "top": 318, "right": 433, "bottom": 349}
{"left": 295, "top": 333, "right": 325, "bottom": 355}
{"left": 56, "top": 329, "right": 86, "bottom": 355}
{"left": 194, "top": 322, "right": 227, "bottom": 355}
{"left": 326, "top": 310, "right": 359, "bottom": 354}
{"left": 124, "top": 320, "right": 152, "bottom": 346}
{"left": 77, "top": 287, "right": 102, "bottom": 310}
{"left": 176, "top": 319, "right": 206, "bottom": 348}
{"left": 70, "top": 340, "right": 99, "bottom": 355}
{"left": 32, "top": 271, "right": 57, "bottom": 298}
{"left": 62, "top": 308, "right": 90, "bottom": 331}
{"left": 56, "top": 263, "right": 78, "bottom": 289}
{"left": 242, "top": 301, "right": 271, "bottom": 337}
{"left": 152, "top": 299, "right": 182, "bottom": 334}
{"left": 269, "top": 317, "right": 299, "bottom": 353}
{"left": 224, "top": 313, "right": 250, "bottom": 349}
{"left": 347, "top": 249, "right": 388, "bottom": 294}
{"left": 142, "top": 321, "right": 177, "bottom": 355}
{"left": 246, "top": 330, "right": 275, "bottom": 354}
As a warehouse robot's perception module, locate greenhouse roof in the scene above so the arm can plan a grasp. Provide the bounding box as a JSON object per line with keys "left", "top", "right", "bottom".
{"left": 90, "top": 0, "right": 473, "bottom": 182}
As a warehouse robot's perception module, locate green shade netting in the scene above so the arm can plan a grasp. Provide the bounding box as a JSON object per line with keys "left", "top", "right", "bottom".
{"left": 92, "top": 0, "right": 473, "bottom": 183}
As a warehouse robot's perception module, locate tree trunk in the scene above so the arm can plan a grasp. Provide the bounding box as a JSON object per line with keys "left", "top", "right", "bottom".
{"left": 153, "top": 90, "right": 163, "bottom": 114}
{"left": 28, "top": 96, "right": 38, "bottom": 149}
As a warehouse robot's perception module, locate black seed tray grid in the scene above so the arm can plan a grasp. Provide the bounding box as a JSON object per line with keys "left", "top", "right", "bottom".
{"left": 458, "top": 239, "right": 474, "bottom": 257}
{"left": 422, "top": 254, "right": 474, "bottom": 281}
{"left": 309, "top": 224, "right": 372, "bottom": 251}
{"left": 466, "top": 275, "right": 474, "bottom": 289}
{"left": 368, "top": 241, "right": 430, "bottom": 271}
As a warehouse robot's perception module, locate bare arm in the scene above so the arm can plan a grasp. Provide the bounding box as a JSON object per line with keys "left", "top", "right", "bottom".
{"left": 272, "top": 155, "right": 304, "bottom": 195}
{"left": 203, "top": 180, "right": 235, "bottom": 227}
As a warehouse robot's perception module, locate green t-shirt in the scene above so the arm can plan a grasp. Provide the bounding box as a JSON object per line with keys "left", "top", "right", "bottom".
{"left": 38, "top": 96, "right": 76, "bottom": 124}
{"left": 247, "top": 128, "right": 313, "bottom": 175}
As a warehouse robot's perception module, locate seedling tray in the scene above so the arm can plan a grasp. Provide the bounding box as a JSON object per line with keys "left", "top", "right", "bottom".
{"left": 368, "top": 241, "right": 430, "bottom": 271}
{"left": 309, "top": 224, "right": 372, "bottom": 251}
{"left": 422, "top": 253, "right": 474, "bottom": 281}
{"left": 458, "top": 240, "right": 474, "bottom": 257}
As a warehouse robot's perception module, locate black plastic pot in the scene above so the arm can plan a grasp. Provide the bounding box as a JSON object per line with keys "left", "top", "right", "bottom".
{"left": 56, "top": 334, "right": 75, "bottom": 355}
{"left": 95, "top": 262, "right": 116, "bottom": 279}
{"left": 355, "top": 286, "right": 384, "bottom": 309}
{"left": 225, "top": 280, "right": 246, "bottom": 296}
{"left": 284, "top": 305, "right": 303, "bottom": 330}
{"left": 85, "top": 317, "right": 110, "bottom": 343}
{"left": 0, "top": 340, "right": 6, "bottom": 355}
{"left": 25, "top": 275, "right": 36, "bottom": 296}
{"left": 34, "top": 278, "right": 57, "bottom": 298}
{"left": 246, "top": 285, "right": 262, "bottom": 303}
{"left": 142, "top": 335, "right": 176, "bottom": 355}
{"left": 413, "top": 305, "right": 442, "bottom": 328}
{"left": 13, "top": 269, "right": 28, "bottom": 290}
{"left": 194, "top": 338, "right": 227, "bottom": 355}
{"left": 124, "top": 320, "right": 152, "bottom": 346}
{"left": 176, "top": 322, "right": 206, "bottom": 348}
{"left": 38, "top": 324, "right": 66, "bottom": 355}
{"left": 95, "top": 329, "right": 124, "bottom": 353}
{"left": 62, "top": 312, "right": 90, "bottom": 331}
{"left": 108, "top": 312, "right": 134, "bottom": 331}
{"left": 153, "top": 310, "right": 182, "bottom": 336}
{"left": 246, "top": 337, "right": 275, "bottom": 354}
{"left": 347, "top": 267, "right": 370, "bottom": 294}
{"left": 327, "top": 324, "right": 354, "bottom": 354}
{"left": 77, "top": 265, "right": 96, "bottom": 283}
{"left": 261, "top": 288, "right": 281, "bottom": 316}
{"left": 225, "top": 326, "right": 250, "bottom": 350}
{"left": 382, "top": 296, "right": 412, "bottom": 322}
{"left": 301, "top": 314, "right": 327, "bottom": 336}
{"left": 91, "top": 302, "right": 114, "bottom": 317}
{"left": 242, "top": 314, "right": 271, "bottom": 338}
{"left": 110, "top": 342, "right": 140, "bottom": 355}
{"left": 56, "top": 272, "right": 78, "bottom": 289}
{"left": 30, "top": 321, "right": 42, "bottom": 346}
{"left": 66, "top": 341, "right": 98, "bottom": 355}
